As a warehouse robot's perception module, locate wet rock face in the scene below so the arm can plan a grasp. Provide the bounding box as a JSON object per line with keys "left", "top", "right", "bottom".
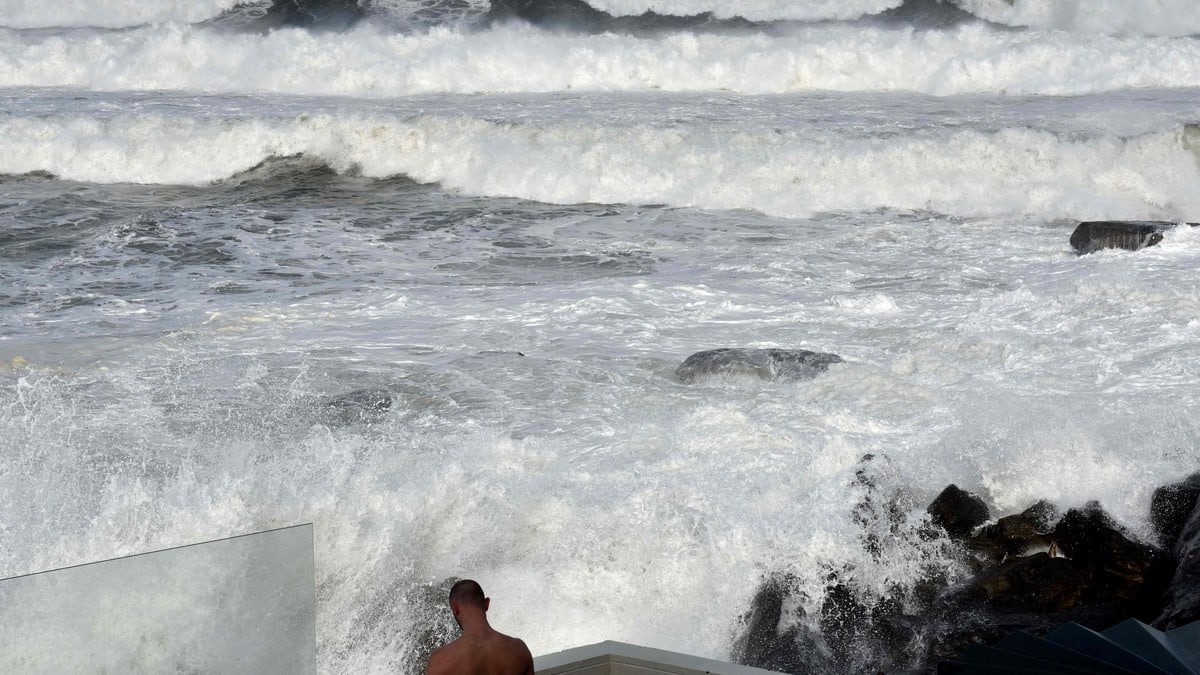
{"left": 675, "top": 348, "right": 843, "bottom": 383}
{"left": 927, "top": 484, "right": 990, "bottom": 540}
{"left": 1151, "top": 472, "right": 1200, "bottom": 548}
{"left": 1053, "top": 503, "right": 1171, "bottom": 614}
{"left": 1157, "top": 502, "right": 1200, "bottom": 630}
{"left": 732, "top": 575, "right": 822, "bottom": 674}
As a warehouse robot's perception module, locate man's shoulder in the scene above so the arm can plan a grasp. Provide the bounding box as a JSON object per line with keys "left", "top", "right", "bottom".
{"left": 425, "top": 640, "right": 464, "bottom": 675}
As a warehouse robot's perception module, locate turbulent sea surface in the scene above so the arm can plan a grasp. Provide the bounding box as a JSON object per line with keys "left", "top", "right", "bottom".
{"left": 2, "top": 0, "right": 1200, "bottom": 670}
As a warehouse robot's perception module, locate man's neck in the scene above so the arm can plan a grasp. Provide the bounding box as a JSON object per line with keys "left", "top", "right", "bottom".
{"left": 457, "top": 611, "right": 492, "bottom": 637}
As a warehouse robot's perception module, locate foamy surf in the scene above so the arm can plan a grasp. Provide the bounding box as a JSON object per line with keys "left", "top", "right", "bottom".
{"left": 3, "top": 90, "right": 1199, "bottom": 221}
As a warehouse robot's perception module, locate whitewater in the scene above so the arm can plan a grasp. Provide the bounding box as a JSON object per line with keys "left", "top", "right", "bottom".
{"left": 2, "top": 0, "right": 1200, "bottom": 672}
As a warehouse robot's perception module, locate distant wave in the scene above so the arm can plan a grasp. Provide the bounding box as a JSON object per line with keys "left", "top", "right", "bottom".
{"left": 3, "top": 21, "right": 1200, "bottom": 97}
{"left": 3, "top": 108, "right": 1198, "bottom": 221}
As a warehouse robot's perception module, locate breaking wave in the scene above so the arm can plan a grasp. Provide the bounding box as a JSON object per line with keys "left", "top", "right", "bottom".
{"left": 4, "top": 107, "right": 1198, "bottom": 221}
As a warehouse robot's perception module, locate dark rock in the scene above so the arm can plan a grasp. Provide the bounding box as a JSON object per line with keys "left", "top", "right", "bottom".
{"left": 955, "top": 552, "right": 1090, "bottom": 614}
{"left": 928, "top": 485, "right": 990, "bottom": 540}
{"left": 1069, "top": 220, "right": 1196, "bottom": 255}
{"left": 1052, "top": 502, "right": 1171, "bottom": 618}
{"left": 967, "top": 500, "right": 1059, "bottom": 565}
{"left": 1156, "top": 502, "right": 1200, "bottom": 629}
{"left": 675, "top": 348, "right": 843, "bottom": 384}
{"left": 1151, "top": 472, "right": 1200, "bottom": 548}
{"left": 929, "top": 502, "right": 1171, "bottom": 667}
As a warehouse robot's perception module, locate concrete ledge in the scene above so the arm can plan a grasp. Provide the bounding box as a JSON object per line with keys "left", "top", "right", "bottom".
{"left": 534, "top": 641, "right": 787, "bottom": 675}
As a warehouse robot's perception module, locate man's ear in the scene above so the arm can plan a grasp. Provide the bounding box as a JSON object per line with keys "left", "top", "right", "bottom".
{"left": 484, "top": 597, "right": 491, "bottom": 612}
{"left": 449, "top": 599, "right": 460, "bottom": 617}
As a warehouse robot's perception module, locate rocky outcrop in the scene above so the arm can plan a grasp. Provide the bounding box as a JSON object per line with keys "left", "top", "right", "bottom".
{"left": 733, "top": 467, "right": 1193, "bottom": 674}
{"left": 1069, "top": 220, "right": 1196, "bottom": 254}
{"left": 675, "top": 348, "right": 843, "bottom": 383}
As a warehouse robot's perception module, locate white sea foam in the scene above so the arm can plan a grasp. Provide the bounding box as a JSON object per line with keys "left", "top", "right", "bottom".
{"left": 0, "top": 0, "right": 245, "bottom": 29}
{"left": 2, "top": 22, "right": 1200, "bottom": 97}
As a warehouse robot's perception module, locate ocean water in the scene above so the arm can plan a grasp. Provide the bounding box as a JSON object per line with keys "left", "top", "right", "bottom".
{"left": 2, "top": 0, "right": 1200, "bottom": 671}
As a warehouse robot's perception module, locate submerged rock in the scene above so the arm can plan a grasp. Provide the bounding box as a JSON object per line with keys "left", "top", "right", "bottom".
{"left": 1069, "top": 220, "right": 1195, "bottom": 254}
{"left": 318, "top": 388, "right": 394, "bottom": 425}
{"left": 675, "top": 348, "right": 843, "bottom": 384}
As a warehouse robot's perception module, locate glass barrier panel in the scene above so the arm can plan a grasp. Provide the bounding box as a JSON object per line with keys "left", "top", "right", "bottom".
{"left": 0, "top": 523, "right": 316, "bottom": 675}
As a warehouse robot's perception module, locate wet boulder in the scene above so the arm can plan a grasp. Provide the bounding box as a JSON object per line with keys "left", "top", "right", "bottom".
{"left": 1069, "top": 220, "right": 1195, "bottom": 255}
{"left": 927, "top": 485, "right": 989, "bottom": 540}
{"left": 675, "top": 348, "right": 843, "bottom": 384}
{"left": 1151, "top": 472, "right": 1200, "bottom": 549}
{"left": 967, "top": 500, "right": 1059, "bottom": 565}
{"left": 1156, "top": 502, "right": 1200, "bottom": 630}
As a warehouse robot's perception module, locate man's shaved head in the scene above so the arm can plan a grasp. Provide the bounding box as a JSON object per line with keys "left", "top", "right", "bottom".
{"left": 448, "top": 579, "right": 487, "bottom": 608}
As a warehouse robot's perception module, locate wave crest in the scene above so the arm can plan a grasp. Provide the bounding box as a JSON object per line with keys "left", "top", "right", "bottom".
{"left": 4, "top": 108, "right": 1198, "bottom": 221}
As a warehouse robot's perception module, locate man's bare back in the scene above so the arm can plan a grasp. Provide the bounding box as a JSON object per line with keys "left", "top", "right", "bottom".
{"left": 426, "top": 630, "right": 533, "bottom": 675}
{"left": 426, "top": 579, "right": 534, "bottom": 675}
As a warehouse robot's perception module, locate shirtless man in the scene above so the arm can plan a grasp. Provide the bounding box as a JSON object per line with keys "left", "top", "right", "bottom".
{"left": 425, "top": 579, "right": 535, "bottom": 675}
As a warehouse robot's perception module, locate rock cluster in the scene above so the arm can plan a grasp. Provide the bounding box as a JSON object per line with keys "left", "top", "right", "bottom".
{"left": 733, "top": 465, "right": 1200, "bottom": 673}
